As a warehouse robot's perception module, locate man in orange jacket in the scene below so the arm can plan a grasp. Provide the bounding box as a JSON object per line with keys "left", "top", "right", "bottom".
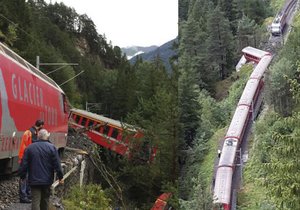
{"left": 18, "top": 120, "right": 44, "bottom": 203}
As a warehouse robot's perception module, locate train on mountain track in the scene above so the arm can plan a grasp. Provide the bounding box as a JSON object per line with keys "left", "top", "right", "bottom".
{"left": 0, "top": 42, "right": 69, "bottom": 174}
{"left": 271, "top": 0, "right": 296, "bottom": 36}
{"left": 213, "top": 46, "right": 272, "bottom": 210}
{"left": 0, "top": 40, "right": 157, "bottom": 175}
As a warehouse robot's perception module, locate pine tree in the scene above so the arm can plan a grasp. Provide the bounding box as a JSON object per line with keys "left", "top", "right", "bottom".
{"left": 262, "top": 114, "right": 300, "bottom": 209}
{"left": 219, "top": 0, "right": 240, "bottom": 34}
{"left": 265, "top": 58, "right": 295, "bottom": 116}
{"left": 206, "top": 6, "right": 234, "bottom": 80}
{"left": 237, "top": 15, "right": 258, "bottom": 50}
{"left": 242, "top": 0, "right": 269, "bottom": 24}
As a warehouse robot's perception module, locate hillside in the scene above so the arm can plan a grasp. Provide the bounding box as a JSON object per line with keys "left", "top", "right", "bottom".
{"left": 176, "top": 0, "right": 299, "bottom": 209}
{"left": 0, "top": 1, "right": 179, "bottom": 209}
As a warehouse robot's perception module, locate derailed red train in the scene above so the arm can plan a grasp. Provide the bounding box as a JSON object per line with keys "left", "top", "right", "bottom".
{"left": 0, "top": 42, "right": 69, "bottom": 174}
{"left": 68, "top": 108, "right": 157, "bottom": 162}
{"left": 213, "top": 47, "right": 272, "bottom": 209}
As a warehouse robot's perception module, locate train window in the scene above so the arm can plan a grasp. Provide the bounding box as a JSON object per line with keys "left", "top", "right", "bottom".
{"left": 88, "top": 120, "right": 95, "bottom": 127}
{"left": 94, "top": 123, "right": 101, "bottom": 132}
{"left": 245, "top": 53, "right": 260, "bottom": 62}
{"left": 81, "top": 117, "right": 87, "bottom": 126}
{"left": 111, "top": 129, "right": 119, "bottom": 140}
{"left": 62, "top": 94, "right": 69, "bottom": 114}
{"left": 75, "top": 115, "right": 81, "bottom": 124}
{"left": 103, "top": 126, "right": 110, "bottom": 136}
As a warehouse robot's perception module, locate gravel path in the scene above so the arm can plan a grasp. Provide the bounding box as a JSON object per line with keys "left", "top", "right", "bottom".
{"left": 0, "top": 175, "right": 19, "bottom": 210}
{"left": 0, "top": 173, "right": 64, "bottom": 210}
{"left": 5, "top": 196, "right": 63, "bottom": 210}
{"left": 0, "top": 134, "right": 94, "bottom": 210}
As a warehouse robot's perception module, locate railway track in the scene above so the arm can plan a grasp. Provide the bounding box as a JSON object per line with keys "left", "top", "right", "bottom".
{"left": 213, "top": 1, "right": 299, "bottom": 209}
{"left": 0, "top": 175, "right": 19, "bottom": 210}
{"left": 0, "top": 134, "right": 93, "bottom": 210}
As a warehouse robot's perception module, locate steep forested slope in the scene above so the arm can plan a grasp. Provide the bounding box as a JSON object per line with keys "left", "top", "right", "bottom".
{"left": 178, "top": 0, "right": 273, "bottom": 208}
{"left": 178, "top": 0, "right": 300, "bottom": 209}
{"left": 239, "top": 12, "right": 300, "bottom": 209}
{"left": 0, "top": 0, "right": 179, "bottom": 209}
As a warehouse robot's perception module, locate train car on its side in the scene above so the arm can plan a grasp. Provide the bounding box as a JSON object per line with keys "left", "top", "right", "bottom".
{"left": 68, "top": 108, "right": 157, "bottom": 162}
{"left": 213, "top": 47, "right": 272, "bottom": 209}
{"left": 242, "top": 46, "right": 270, "bottom": 64}
{"left": 271, "top": 0, "right": 296, "bottom": 36}
{"left": 151, "top": 193, "right": 172, "bottom": 210}
{"left": 0, "top": 42, "right": 69, "bottom": 174}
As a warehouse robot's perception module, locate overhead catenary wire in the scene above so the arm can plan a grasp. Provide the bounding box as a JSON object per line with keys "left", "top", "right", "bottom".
{"left": 0, "top": 13, "right": 34, "bottom": 41}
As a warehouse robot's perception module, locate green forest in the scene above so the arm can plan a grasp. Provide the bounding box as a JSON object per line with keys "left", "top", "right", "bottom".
{"left": 1, "top": 0, "right": 300, "bottom": 209}
{"left": 178, "top": 0, "right": 300, "bottom": 209}
{"left": 0, "top": 0, "right": 178, "bottom": 209}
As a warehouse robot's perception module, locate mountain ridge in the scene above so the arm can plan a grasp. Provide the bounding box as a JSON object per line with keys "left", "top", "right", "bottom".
{"left": 123, "top": 38, "right": 177, "bottom": 71}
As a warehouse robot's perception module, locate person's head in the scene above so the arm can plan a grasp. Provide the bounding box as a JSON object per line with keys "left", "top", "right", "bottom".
{"left": 38, "top": 129, "right": 50, "bottom": 140}
{"left": 35, "top": 120, "right": 44, "bottom": 130}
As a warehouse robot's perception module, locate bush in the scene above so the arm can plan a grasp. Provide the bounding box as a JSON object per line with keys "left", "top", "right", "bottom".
{"left": 63, "top": 184, "right": 111, "bottom": 210}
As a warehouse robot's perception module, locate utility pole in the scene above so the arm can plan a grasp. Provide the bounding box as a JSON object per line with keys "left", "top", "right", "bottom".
{"left": 36, "top": 56, "right": 78, "bottom": 70}
{"left": 36, "top": 56, "right": 83, "bottom": 87}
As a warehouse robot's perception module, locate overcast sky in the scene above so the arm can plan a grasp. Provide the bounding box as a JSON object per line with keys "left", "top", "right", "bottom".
{"left": 47, "top": 0, "right": 178, "bottom": 48}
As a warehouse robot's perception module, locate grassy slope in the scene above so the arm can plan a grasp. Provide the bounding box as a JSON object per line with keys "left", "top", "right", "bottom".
{"left": 237, "top": 127, "right": 273, "bottom": 210}
{"left": 200, "top": 128, "right": 226, "bottom": 186}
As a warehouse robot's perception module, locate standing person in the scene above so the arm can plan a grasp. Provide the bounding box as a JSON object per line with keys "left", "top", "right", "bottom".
{"left": 18, "top": 120, "right": 44, "bottom": 203}
{"left": 18, "top": 129, "right": 64, "bottom": 210}
{"left": 218, "top": 149, "right": 222, "bottom": 158}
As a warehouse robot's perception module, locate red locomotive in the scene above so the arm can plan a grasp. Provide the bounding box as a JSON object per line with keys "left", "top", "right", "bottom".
{"left": 0, "top": 42, "right": 69, "bottom": 174}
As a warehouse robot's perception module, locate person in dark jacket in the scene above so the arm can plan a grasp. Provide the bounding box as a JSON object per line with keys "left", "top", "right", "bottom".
{"left": 19, "top": 129, "right": 64, "bottom": 210}
{"left": 18, "top": 119, "right": 44, "bottom": 203}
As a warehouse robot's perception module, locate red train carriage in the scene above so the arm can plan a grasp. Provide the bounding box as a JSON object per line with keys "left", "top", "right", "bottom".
{"left": 68, "top": 108, "right": 157, "bottom": 162}
{"left": 0, "top": 42, "right": 69, "bottom": 174}
{"left": 242, "top": 46, "right": 271, "bottom": 64}
{"left": 213, "top": 47, "right": 272, "bottom": 209}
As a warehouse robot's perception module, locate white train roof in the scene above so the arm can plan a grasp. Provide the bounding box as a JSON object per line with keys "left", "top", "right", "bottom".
{"left": 219, "top": 138, "right": 238, "bottom": 166}
{"left": 213, "top": 167, "right": 233, "bottom": 204}
{"left": 242, "top": 46, "right": 269, "bottom": 59}
{"left": 238, "top": 79, "right": 260, "bottom": 105}
{"left": 70, "top": 108, "right": 138, "bottom": 132}
{"left": 250, "top": 55, "right": 272, "bottom": 79}
{"left": 225, "top": 105, "right": 250, "bottom": 138}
